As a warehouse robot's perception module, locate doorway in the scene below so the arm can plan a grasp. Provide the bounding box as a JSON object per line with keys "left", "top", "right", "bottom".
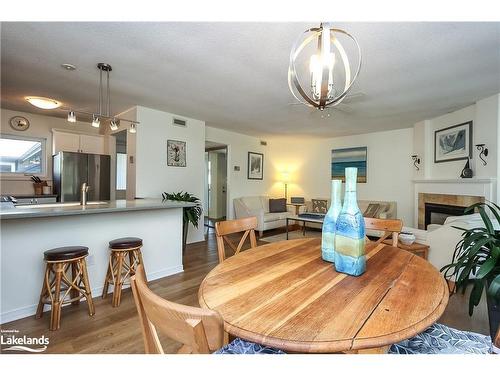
{"left": 113, "top": 130, "right": 127, "bottom": 199}
{"left": 204, "top": 142, "right": 228, "bottom": 229}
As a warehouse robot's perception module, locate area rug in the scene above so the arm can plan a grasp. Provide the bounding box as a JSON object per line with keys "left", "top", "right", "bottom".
{"left": 260, "top": 230, "right": 321, "bottom": 243}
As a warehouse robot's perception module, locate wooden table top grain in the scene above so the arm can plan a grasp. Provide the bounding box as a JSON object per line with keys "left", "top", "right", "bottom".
{"left": 198, "top": 238, "right": 449, "bottom": 353}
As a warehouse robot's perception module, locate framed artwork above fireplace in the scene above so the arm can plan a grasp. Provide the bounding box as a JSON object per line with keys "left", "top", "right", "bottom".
{"left": 434, "top": 121, "right": 473, "bottom": 163}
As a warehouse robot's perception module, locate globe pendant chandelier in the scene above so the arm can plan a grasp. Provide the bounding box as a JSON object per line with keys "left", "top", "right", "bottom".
{"left": 288, "top": 23, "right": 362, "bottom": 111}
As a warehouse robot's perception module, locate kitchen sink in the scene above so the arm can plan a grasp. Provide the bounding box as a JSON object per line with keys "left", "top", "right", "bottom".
{"left": 15, "top": 201, "right": 109, "bottom": 209}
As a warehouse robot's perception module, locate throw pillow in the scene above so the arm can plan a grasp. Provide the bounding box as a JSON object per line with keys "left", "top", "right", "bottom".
{"left": 363, "top": 203, "right": 381, "bottom": 218}
{"left": 311, "top": 199, "right": 328, "bottom": 214}
{"left": 269, "top": 198, "right": 287, "bottom": 213}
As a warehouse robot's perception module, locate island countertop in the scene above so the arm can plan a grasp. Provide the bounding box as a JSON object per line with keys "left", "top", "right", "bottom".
{"left": 0, "top": 199, "right": 195, "bottom": 220}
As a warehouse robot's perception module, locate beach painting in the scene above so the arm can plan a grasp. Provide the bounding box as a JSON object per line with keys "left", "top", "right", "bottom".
{"left": 331, "top": 147, "right": 367, "bottom": 183}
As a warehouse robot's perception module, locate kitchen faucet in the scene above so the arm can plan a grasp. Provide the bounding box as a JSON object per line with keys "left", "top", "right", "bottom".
{"left": 80, "top": 182, "right": 90, "bottom": 206}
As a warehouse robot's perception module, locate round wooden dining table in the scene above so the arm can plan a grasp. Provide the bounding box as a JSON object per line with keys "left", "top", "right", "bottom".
{"left": 198, "top": 238, "right": 449, "bottom": 353}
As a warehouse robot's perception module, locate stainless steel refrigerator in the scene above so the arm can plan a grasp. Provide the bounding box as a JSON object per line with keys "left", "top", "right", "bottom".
{"left": 53, "top": 152, "right": 111, "bottom": 202}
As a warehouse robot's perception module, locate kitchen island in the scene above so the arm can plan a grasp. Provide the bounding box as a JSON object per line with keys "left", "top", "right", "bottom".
{"left": 0, "top": 199, "right": 193, "bottom": 323}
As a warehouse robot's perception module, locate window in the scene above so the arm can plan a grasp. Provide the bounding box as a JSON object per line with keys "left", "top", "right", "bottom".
{"left": 0, "top": 134, "right": 46, "bottom": 175}
{"left": 116, "top": 153, "right": 127, "bottom": 190}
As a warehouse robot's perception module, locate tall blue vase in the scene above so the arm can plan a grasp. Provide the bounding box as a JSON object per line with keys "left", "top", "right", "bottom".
{"left": 334, "top": 167, "right": 366, "bottom": 276}
{"left": 321, "top": 180, "right": 342, "bottom": 262}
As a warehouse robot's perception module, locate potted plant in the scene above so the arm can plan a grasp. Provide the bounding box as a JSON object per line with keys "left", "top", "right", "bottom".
{"left": 441, "top": 201, "right": 500, "bottom": 341}
{"left": 162, "top": 191, "right": 203, "bottom": 254}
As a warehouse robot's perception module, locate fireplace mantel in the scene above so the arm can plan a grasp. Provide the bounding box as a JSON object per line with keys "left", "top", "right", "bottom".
{"left": 413, "top": 178, "right": 496, "bottom": 184}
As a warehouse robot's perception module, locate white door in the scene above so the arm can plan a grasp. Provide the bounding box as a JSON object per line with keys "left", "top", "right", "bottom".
{"left": 80, "top": 134, "right": 105, "bottom": 154}
{"left": 52, "top": 131, "right": 80, "bottom": 154}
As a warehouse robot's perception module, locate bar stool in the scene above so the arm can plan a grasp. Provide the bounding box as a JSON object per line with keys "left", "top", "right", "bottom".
{"left": 36, "top": 246, "right": 95, "bottom": 331}
{"left": 102, "top": 237, "right": 145, "bottom": 307}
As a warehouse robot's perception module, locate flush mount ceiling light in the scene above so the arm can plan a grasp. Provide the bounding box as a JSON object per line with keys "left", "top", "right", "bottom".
{"left": 64, "top": 63, "right": 139, "bottom": 133}
{"left": 26, "top": 96, "right": 62, "bottom": 109}
{"left": 288, "top": 23, "right": 362, "bottom": 111}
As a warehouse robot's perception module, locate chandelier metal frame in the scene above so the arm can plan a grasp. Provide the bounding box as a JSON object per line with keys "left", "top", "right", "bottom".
{"left": 288, "top": 23, "right": 362, "bottom": 110}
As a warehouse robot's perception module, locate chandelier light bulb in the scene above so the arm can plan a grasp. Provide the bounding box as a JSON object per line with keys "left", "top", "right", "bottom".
{"left": 67, "top": 111, "right": 76, "bottom": 123}
{"left": 129, "top": 123, "right": 137, "bottom": 134}
{"left": 92, "top": 115, "right": 100, "bottom": 128}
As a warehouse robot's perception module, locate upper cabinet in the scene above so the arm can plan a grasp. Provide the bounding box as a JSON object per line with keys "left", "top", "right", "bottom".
{"left": 52, "top": 130, "right": 107, "bottom": 155}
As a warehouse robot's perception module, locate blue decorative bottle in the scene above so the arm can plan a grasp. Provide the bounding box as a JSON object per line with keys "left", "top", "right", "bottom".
{"left": 321, "top": 179, "right": 342, "bottom": 262}
{"left": 334, "top": 167, "right": 366, "bottom": 276}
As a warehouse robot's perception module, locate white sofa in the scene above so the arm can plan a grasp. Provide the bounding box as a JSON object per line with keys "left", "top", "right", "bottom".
{"left": 233, "top": 196, "right": 294, "bottom": 236}
{"left": 404, "top": 213, "right": 499, "bottom": 271}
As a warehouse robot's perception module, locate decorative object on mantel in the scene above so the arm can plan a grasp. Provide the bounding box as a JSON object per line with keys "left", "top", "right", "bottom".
{"left": 441, "top": 201, "right": 500, "bottom": 342}
{"left": 288, "top": 23, "right": 362, "bottom": 111}
{"left": 334, "top": 167, "right": 366, "bottom": 276}
{"left": 434, "top": 121, "right": 472, "bottom": 163}
{"left": 9, "top": 116, "right": 30, "bottom": 131}
{"left": 476, "top": 144, "right": 489, "bottom": 166}
{"left": 54, "top": 63, "right": 139, "bottom": 133}
{"left": 321, "top": 179, "right": 342, "bottom": 263}
{"left": 460, "top": 158, "right": 473, "bottom": 178}
{"left": 167, "top": 140, "right": 186, "bottom": 167}
{"left": 331, "top": 147, "right": 367, "bottom": 183}
{"left": 162, "top": 191, "right": 202, "bottom": 254}
{"left": 247, "top": 152, "right": 264, "bottom": 180}
{"left": 411, "top": 154, "right": 421, "bottom": 171}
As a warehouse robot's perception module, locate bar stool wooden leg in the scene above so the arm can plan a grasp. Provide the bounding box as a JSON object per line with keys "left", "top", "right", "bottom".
{"left": 80, "top": 258, "right": 95, "bottom": 316}
{"left": 50, "top": 263, "right": 64, "bottom": 331}
{"left": 70, "top": 262, "right": 80, "bottom": 306}
{"left": 102, "top": 254, "right": 113, "bottom": 299}
{"left": 36, "top": 264, "right": 50, "bottom": 319}
{"left": 112, "top": 251, "right": 125, "bottom": 307}
{"left": 137, "top": 249, "right": 147, "bottom": 281}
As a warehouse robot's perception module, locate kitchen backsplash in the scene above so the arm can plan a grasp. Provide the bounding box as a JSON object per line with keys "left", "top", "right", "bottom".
{"left": 0, "top": 179, "right": 53, "bottom": 196}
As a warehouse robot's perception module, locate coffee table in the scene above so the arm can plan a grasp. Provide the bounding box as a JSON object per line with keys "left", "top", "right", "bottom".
{"left": 286, "top": 214, "right": 324, "bottom": 239}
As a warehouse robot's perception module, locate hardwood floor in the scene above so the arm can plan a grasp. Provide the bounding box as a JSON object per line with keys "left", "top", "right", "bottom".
{"left": 0, "top": 227, "right": 490, "bottom": 354}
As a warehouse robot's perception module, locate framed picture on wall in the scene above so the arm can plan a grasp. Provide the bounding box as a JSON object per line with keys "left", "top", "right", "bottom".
{"left": 167, "top": 140, "right": 186, "bottom": 167}
{"left": 247, "top": 152, "right": 264, "bottom": 180}
{"left": 434, "top": 121, "right": 472, "bottom": 163}
{"left": 331, "top": 147, "right": 367, "bottom": 183}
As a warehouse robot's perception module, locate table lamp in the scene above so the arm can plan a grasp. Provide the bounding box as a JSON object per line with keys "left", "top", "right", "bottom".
{"left": 282, "top": 172, "right": 290, "bottom": 201}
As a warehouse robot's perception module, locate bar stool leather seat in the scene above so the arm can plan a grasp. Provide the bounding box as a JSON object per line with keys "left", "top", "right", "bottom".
{"left": 44, "top": 246, "right": 89, "bottom": 261}
{"left": 109, "top": 237, "right": 143, "bottom": 249}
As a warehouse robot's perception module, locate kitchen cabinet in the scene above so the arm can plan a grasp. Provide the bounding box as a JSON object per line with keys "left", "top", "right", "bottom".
{"left": 52, "top": 130, "right": 107, "bottom": 155}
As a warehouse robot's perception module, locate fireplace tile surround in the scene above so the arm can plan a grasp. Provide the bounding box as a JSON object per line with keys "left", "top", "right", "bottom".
{"left": 413, "top": 179, "right": 495, "bottom": 229}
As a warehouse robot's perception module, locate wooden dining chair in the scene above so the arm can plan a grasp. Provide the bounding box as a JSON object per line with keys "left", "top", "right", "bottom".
{"left": 130, "top": 264, "right": 225, "bottom": 354}
{"left": 215, "top": 216, "right": 257, "bottom": 263}
{"left": 364, "top": 217, "right": 403, "bottom": 247}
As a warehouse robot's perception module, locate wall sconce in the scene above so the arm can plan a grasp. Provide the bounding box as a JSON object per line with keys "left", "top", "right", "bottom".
{"left": 411, "top": 155, "right": 421, "bottom": 171}
{"left": 475, "top": 144, "right": 488, "bottom": 166}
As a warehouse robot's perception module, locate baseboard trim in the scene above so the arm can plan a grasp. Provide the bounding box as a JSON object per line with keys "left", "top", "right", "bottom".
{"left": 0, "top": 265, "right": 184, "bottom": 324}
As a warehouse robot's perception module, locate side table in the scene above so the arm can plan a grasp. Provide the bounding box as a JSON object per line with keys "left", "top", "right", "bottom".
{"left": 382, "top": 239, "right": 429, "bottom": 260}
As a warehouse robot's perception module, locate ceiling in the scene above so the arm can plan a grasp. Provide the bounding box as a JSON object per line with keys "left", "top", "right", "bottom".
{"left": 1, "top": 22, "right": 499, "bottom": 138}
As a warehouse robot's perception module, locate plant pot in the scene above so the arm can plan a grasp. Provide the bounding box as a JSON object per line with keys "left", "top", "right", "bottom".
{"left": 486, "top": 281, "right": 500, "bottom": 340}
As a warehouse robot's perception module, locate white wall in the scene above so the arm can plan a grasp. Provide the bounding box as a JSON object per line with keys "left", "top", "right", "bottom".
{"left": 205, "top": 126, "right": 268, "bottom": 219}
{"left": 266, "top": 128, "right": 415, "bottom": 226}
{"left": 414, "top": 94, "right": 499, "bottom": 182}
{"left": 135, "top": 106, "right": 206, "bottom": 243}
{"left": 1, "top": 108, "right": 101, "bottom": 195}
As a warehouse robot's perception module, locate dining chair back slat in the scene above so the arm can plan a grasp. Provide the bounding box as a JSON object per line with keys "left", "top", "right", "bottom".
{"left": 364, "top": 217, "right": 403, "bottom": 247}
{"left": 215, "top": 217, "right": 257, "bottom": 263}
{"left": 130, "top": 265, "right": 224, "bottom": 354}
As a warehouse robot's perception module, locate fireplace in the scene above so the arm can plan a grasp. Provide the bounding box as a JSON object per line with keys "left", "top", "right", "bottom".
{"left": 424, "top": 203, "right": 467, "bottom": 228}
{"left": 417, "top": 193, "right": 484, "bottom": 229}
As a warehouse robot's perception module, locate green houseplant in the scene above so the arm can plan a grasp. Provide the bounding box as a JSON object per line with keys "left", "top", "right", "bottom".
{"left": 162, "top": 191, "right": 203, "bottom": 253}
{"left": 441, "top": 201, "right": 500, "bottom": 339}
